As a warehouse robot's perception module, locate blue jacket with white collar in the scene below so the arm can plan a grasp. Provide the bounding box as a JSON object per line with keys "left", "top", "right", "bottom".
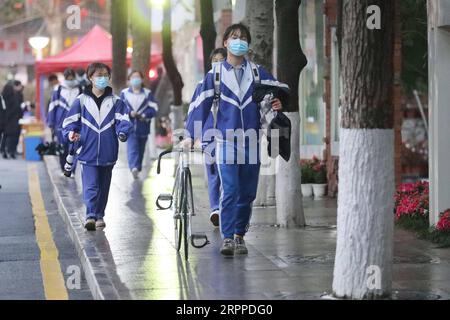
{"left": 120, "top": 87, "right": 158, "bottom": 137}
{"left": 62, "top": 86, "right": 132, "bottom": 167}
{"left": 47, "top": 84, "right": 82, "bottom": 132}
{"left": 186, "top": 59, "right": 277, "bottom": 144}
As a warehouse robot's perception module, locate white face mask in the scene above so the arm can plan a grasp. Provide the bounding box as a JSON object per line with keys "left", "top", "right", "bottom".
{"left": 211, "top": 61, "right": 224, "bottom": 69}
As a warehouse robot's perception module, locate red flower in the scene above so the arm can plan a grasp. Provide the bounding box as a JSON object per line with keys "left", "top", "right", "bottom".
{"left": 437, "top": 210, "right": 450, "bottom": 231}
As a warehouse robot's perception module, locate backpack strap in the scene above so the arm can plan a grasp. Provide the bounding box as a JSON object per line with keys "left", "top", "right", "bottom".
{"left": 212, "top": 65, "right": 222, "bottom": 129}
{"left": 213, "top": 64, "right": 221, "bottom": 100}
{"left": 250, "top": 61, "right": 260, "bottom": 85}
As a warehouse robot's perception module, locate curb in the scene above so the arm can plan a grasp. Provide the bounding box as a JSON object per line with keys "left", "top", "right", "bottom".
{"left": 43, "top": 155, "right": 120, "bottom": 300}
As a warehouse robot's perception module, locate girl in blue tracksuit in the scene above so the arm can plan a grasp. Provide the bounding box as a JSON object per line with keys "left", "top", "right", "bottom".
{"left": 47, "top": 68, "right": 82, "bottom": 172}
{"left": 120, "top": 70, "right": 158, "bottom": 179}
{"left": 185, "top": 24, "right": 283, "bottom": 256}
{"left": 191, "top": 48, "right": 227, "bottom": 228}
{"left": 63, "top": 62, "right": 132, "bottom": 231}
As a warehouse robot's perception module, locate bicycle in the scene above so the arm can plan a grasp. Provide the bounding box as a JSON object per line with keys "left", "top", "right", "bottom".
{"left": 155, "top": 144, "right": 209, "bottom": 260}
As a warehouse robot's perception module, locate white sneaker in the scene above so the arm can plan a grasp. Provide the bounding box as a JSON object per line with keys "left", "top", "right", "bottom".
{"left": 131, "top": 168, "right": 139, "bottom": 179}
{"left": 96, "top": 218, "right": 106, "bottom": 228}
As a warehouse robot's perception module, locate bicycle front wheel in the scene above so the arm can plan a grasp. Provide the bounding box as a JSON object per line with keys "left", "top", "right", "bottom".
{"left": 184, "top": 169, "right": 195, "bottom": 261}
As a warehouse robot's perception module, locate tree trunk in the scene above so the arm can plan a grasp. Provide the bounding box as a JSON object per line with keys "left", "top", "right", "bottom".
{"left": 130, "top": 0, "right": 152, "bottom": 87}
{"left": 274, "top": 0, "right": 307, "bottom": 227}
{"left": 245, "top": 0, "right": 276, "bottom": 207}
{"left": 162, "top": 0, "right": 184, "bottom": 130}
{"left": 47, "top": 15, "right": 63, "bottom": 56}
{"left": 200, "top": 0, "right": 217, "bottom": 74}
{"left": 111, "top": 0, "right": 129, "bottom": 93}
{"left": 332, "top": 0, "right": 395, "bottom": 299}
{"left": 245, "top": 0, "right": 274, "bottom": 71}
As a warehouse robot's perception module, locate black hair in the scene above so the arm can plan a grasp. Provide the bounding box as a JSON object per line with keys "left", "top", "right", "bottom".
{"left": 75, "top": 68, "right": 85, "bottom": 76}
{"left": 63, "top": 68, "right": 76, "bottom": 79}
{"left": 48, "top": 74, "right": 58, "bottom": 82}
{"left": 209, "top": 48, "right": 227, "bottom": 61}
{"left": 86, "top": 62, "right": 111, "bottom": 79}
{"left": 13, "top": 80, "right": 22, "bottom": 87}
{"left": 223, "top": 23, "right": 252, "bottom": 46}
{"left": 128, "top": 70, "right": 145, "bottom": 80}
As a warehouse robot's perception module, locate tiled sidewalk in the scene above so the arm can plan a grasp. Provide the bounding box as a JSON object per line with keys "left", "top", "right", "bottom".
{"left": 45, "top": 146, "right": 450, "bottom": 300}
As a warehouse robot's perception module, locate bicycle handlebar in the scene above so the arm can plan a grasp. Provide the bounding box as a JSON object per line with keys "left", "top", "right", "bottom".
{"left": 156, "top": 146, "right": 205, "bottom": 175}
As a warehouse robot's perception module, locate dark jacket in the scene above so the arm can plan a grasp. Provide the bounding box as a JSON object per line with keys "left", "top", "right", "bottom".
{"left": 2, "top": 84, "right": 22, "bottom": 135}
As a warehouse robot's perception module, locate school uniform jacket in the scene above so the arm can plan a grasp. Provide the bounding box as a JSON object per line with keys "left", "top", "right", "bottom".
{"left": 62, "top": 87, "right": 132, "bottom": 167}
{"left": 186, "top": 59, "right": 278, "bottom": 145}
{"left": 120, "top": 87, "right": 158, "bottom": 137}
{"left": 47, "top": 85, "right": 82, "bottom": 131}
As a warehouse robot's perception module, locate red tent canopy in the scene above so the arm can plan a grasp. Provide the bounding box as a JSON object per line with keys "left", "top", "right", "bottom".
{"left": 35, "top": 25, "right": 163, "bottom": 120}
{"left": 36, "top": 25, "right": 162, "bottom": 73}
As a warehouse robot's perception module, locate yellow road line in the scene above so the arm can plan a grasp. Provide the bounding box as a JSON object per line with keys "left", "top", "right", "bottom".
{"left": 28, "top": 164, "right": 68, "bottom": 300}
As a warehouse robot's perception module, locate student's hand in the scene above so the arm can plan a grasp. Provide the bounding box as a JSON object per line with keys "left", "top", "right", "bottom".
{"left": 271, "top": 98, "right": 282, "bottom": 111}
{"left": 130, "top": 111, "right": 137, "bottom": 118}
{"left": 68, "top": 131, "right": 80, "bottom": 142}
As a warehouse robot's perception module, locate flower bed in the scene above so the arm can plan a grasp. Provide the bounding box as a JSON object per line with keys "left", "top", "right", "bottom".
{"left": 394, "top": 181, "right": 450, "bottom": 247}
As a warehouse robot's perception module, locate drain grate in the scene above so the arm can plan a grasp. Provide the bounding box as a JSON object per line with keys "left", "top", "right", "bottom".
{"left": 393, "top": 256, "right": 440, "bottom": 264}
{"left": 275, "top": 254, "right": 440, "bottom": 266}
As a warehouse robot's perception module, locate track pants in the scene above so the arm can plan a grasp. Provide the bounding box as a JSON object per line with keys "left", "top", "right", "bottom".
{"left": 81, "top": 164, "right": 114, "bottom": 220}
{"left": 127, "top": 133, "right": 148, "bottom": 171}
{"left": 216, "top": 142, "right": 260, "bottom": 239}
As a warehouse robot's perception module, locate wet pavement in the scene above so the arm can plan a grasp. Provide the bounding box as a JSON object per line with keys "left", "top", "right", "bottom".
{"left": 0, "top": 157, "right": 92, "bottom": 300}
{"left": 45, "top": 144, "right": 450, "bottom": 300}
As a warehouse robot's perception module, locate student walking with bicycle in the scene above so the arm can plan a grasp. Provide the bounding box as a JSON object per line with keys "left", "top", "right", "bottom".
{"left": 185, "top": 24, "right": 284, "bottom": 257}
{"left": 62, "top": 62, "right": 132, "bottom": 231}
{"left": 191, "top": 48, "right": 227, "bottom": 227}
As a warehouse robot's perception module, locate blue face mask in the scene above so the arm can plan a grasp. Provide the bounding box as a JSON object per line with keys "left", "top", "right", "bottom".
{"left": 130, "top": 78, "right": 142, "bottom": 88}
{"left": 93, "top": 76, "right": 109, "bottom": 90}
{"left": 228, "top": 39, "right": 249, "bottom": 57}
{"left": 64, "top": 80, "right": 78, "bottom": 88}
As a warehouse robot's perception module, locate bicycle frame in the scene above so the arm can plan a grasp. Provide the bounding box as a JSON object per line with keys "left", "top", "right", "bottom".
{"left": 156, "top": 146, "right": 209, "bottom": 260}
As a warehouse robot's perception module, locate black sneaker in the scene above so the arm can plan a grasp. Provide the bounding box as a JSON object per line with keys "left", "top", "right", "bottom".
{"left": 209, "top": 210, "right": 219, "bottom": 227}
{"left": 234, "top": 237, "right": 248, "bottom": 255}
{"left": 2, "top": 153, "right": 7, "bottom": 159}
{"left": 220, "top": 238, "right": 235, "bottom": 256}
{"left": 85, "top": 218, "right": 96, "bottom": 231}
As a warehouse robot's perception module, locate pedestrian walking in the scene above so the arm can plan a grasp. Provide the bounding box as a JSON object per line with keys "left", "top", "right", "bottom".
{"left": 185, "top": 24, "right": 284, "bottom": 256}
{"left": 120, "top": 70, "right": 158, "bottom": 179}
{"left": 0, "top": 90, "right": 6, "bottom": 157}
{"left": 1, "top": 82, "right": 22, "bottom": 159}
{"left": 62, "top": 62, "right": 132, "bottom": 231}
{"left": 47, "top": 68, "right": 83, "bottom": 172}
{"left": 191, "top": 48, "right": 227, "bottom": 228}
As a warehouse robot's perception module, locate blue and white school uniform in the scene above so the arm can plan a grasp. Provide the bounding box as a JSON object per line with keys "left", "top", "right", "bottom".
{"left": 62, "top": 87, "right": 132, "bottom": 221}
{"left": 47, "top": 84, "right": 82, "bottom": 169}
{"left": 186, "top": 59, "right": 280, "bottom": 239}
{"left": 120, "top": 87, "right": 158, "bottom": 171}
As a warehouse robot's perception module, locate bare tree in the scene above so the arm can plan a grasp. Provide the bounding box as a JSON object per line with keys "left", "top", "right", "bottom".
{"left": 130, "top": 0, "right": 152, "bottom": 86}
{"left": 199, "top": 0, "right": 217, "bottom": 74}
{"left": 274, "top": 0, "right": 307, "bottom": 227}
{"left": 111, "top": 0, "right": 128, "bottom": 92}
{"left": 332, "top": 0, "right": 395, "bottom": 299}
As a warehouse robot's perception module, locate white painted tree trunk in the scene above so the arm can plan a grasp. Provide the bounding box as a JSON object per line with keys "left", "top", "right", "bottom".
{"left": 332, "top": 129, "right": 395, "bottom": 299}
{"left": 275, "top": 112, "right": 305, "bottom": 227}
{"left": 255, "top": 137, "right": 276, "bottom": 207}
